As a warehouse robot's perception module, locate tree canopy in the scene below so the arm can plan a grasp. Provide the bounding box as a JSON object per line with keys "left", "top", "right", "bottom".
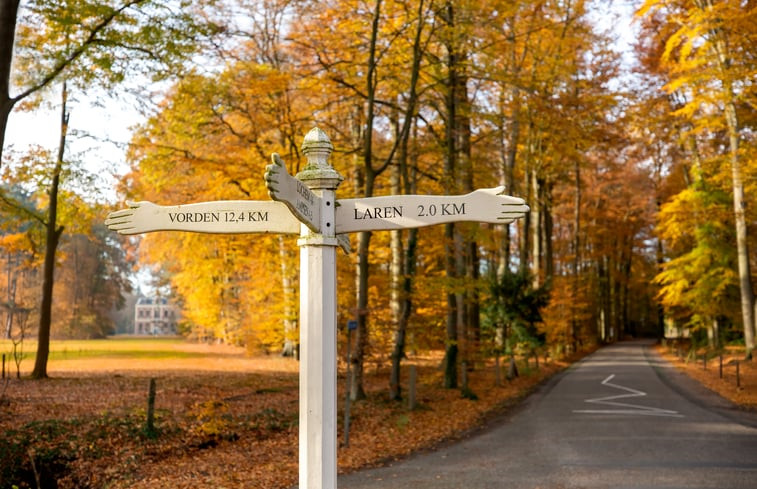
{"left": 2, "top": 0, "right": 755, "bottom": 384}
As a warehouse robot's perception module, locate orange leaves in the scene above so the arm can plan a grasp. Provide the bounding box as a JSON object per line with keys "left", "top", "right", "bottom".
{"left": 1, "top": 348, "right": 574, "bottom": 488}
{"left": 0, "top": 232, "right": 34, "bottom": 255}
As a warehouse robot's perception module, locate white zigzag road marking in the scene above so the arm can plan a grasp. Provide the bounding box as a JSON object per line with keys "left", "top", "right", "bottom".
{"left": 573, "top": 374, "right": 684, "bottom": 417}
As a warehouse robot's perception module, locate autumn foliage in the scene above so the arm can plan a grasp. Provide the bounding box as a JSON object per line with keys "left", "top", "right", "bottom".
{"left": 118, "top": 0, "right": 656, "bottom": 372}
{"left": 0, "top": 0, "right": 754, "bottom": 394}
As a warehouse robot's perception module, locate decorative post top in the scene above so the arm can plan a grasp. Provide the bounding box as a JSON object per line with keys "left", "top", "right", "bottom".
{"left": 297, "top": 127, "right": 343, "bottom": 188}
{"left": 301, "top": 127, "right": 333, "bottom": 161}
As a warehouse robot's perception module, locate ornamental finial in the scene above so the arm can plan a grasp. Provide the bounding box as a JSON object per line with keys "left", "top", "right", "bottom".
{"left": 301, "top": 127, "right": 334, "bottom": 158}
{"left": 296, "top": 127, "right": 342, "bottom": 188}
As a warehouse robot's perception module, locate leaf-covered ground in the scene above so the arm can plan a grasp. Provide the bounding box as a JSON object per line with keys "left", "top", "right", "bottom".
{"left": 657, "top": 344, "right": 757, "bottom": 410}
{"left": 1, "top": 341, "right": 574, "bottom": 489}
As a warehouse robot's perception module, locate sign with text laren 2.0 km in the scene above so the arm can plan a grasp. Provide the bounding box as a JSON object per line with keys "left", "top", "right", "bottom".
{"left": 105, "top": 127, "right": 528, "bottom": 489}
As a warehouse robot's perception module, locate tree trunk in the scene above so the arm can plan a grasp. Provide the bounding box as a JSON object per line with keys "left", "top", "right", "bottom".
{"left": 530, "top": 170, "right": 541, "bottom": 288}
{"left": 707, "top": 317, "right": 719, "bottom": 350}
{"left": 444, "top": 222, "right": 458, "bottom": 389}
{"left": 655, "top": 198, "right": 665, "bottom": 339}
{"left": 388, "top": 0, "right": 425, "bottom": 401}
{"left": 598, "top": 256, "right": 610, "bottom": 342}
{"left": 621, "top": 242, "right": 632, "bottom": 337}
{"left": 440, "top": 0, "right": 465, "bottom": 389}
{"left": 454, "top": 229, "right": 466, "bottom": 388}
{"left": 519, "top": 163, "right": 531, "bottom": 278}
{"left": 31, "top": 82, "right": 68, "bottom": 379}
{"left": 351, "top": 229, "right": 371, "bottom": 401}
{"left": 543, "top": 181, "right": 554, "bottom": 283}
{"left": 571, "top": 160, "right": 581, "bottom": 351}
{"left": 724, "top": 99, "right": 754, "bottom": 357}
{"left": 4, "top": 251, "right": 17, "bottom": 338}
{"left": 278, "top": 236, "right": 298, "bottom": 357}
{"left": 497, "top": 86, "right": 520, "bottom": 279}
{"left": 389, "top": 156, "right": 404, "bottom": 400}
{"left": 0, "top": 0, "right": 20, "bottom": 166}
{"left": 456, "top": 54, "right": 476, "bottom": 391}
{"left": 702, "top": 0, "right": 755, "bottom": 355}
{"left": 351, "top": 0, "right": 383, "bottom": 401}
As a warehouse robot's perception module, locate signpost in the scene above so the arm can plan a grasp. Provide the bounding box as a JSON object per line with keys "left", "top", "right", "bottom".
{"left": 105, "top": 127, "right": 528, "bottom": 489}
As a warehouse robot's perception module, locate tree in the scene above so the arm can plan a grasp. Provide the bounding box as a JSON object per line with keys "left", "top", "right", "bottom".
{"left": 290, "top": 0, "right": 440, "bottom": 400}
{"left": 0, "top": 0, "right": 21, "bottom": 161}
{"left": 388, "top": 0, "right": 428, "bottom": 401}
{"left": 122, "top": 46, "right": 311, "bottom": 348}
{"left": 1, "top": 167, "right": 130, "bottom": 341}
{"left": 0, "top": 185, "right": 37, "bottom": 340}
{"left": 31, "top": 81, "right": 67, "bottom": 378}
{"left": 56, "top": 226, "right": 133, "bottom": 339}
{"left": 655, "top": 187, "right": 739, "bottom": 344}
{"left": 118, "top": 0, "right": 668, "bottom": 392}
{"left": 637, "top": 0, "right": 757, "bottom": 356}
{"left": 2, "top": 0, "right": 220, "bottom": 378}
{"left": 1, "top": 0, "right": 219, "bottom": 165}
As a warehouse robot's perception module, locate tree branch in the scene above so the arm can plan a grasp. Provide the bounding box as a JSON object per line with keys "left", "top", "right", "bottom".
{"left": 11, "top": 0, "right": 146, "bottom": 106}
{"left": 0, "top": 189, "right": 45, "bottom": 226}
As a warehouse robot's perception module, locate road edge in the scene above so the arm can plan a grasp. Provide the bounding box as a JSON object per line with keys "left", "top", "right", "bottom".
{"left": 645, "top": 344, "right": 757, "bottom": 429}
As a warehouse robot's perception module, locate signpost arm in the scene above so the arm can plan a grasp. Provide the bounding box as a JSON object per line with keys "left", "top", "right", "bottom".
{"left": 295, "top": 128, "right": 343, "bottom": 489}
{"left": 335, "top": 187, "right": 529, "bottom": 234}
{"left": 105, "top": 200, "right": 301, "bottom": 235}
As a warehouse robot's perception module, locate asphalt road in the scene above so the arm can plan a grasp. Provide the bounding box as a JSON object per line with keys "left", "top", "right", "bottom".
{"left": 338, "top": 340, "right": 757, "bottom": 489}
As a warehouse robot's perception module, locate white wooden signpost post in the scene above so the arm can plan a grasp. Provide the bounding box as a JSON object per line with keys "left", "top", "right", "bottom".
{"left": 105, "top": 127, "right": 529, "bottom": 489}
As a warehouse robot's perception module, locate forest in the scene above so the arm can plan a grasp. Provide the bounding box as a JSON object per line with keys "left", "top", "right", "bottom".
{"left": 0, "top": 0, "right": 755, "bottom": 392}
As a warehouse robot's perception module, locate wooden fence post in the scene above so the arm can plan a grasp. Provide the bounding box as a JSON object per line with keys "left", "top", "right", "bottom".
{"left": 719, "top": 355, "right": 723, "bottom": 379}
{"left": 736, "top": 361, "right": 740, "bottom": 388}
{"left": 408, "top": 365, "right": 417, "bottom": 411}
{"left": 146, "top": 378, "right": 157, "bottom": 436}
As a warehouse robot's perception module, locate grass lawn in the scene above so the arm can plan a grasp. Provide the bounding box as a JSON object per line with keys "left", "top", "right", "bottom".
{"left": 0, "top": 336, "right": 295, "bottom": 376}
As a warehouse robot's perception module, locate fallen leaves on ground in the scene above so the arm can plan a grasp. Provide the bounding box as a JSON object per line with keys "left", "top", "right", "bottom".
{"left": 0, "top": 350, "right": 578, "bottom": 488}
{"left": 657, "top": 344, "right": 757, "bottom": 410}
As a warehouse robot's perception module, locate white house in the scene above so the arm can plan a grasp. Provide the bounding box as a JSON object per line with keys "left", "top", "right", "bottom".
{"left": 134, "top": 297, "right": 178, "bottom": 335}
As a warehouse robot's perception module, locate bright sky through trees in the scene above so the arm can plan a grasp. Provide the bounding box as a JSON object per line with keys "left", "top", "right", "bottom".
{"left": 6, "top": 90, "right": 140, "bottom": 199}
{"left": 6, "top": 0, "right": 640, "bottom": 204}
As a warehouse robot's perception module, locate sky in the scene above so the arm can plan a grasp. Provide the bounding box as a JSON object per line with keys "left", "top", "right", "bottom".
{"left": 5, "top": 90, "right": 141, "bottom": 202}
{"left": 5, "top": 88, "right": 158, "bottom": 294}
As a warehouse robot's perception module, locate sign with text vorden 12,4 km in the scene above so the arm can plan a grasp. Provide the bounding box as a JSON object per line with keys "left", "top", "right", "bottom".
{"left": 105, "top": 127, "right": 528, "bottom": 489}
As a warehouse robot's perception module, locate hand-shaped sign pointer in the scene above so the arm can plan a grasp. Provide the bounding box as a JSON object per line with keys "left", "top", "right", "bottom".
{"left": 335, "top": 185, "right": 529, "bottom": 233}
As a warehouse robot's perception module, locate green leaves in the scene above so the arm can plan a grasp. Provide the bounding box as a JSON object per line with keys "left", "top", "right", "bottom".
{"left": 483, "top": 270, "right": 548, "bottom": 353}
{"left": 13, "top": 0, "right": 222, "bottom": 98}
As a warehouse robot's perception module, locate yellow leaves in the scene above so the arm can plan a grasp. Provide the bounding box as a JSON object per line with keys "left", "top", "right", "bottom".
{"left": 189, "top": 400, "right": 232, "bottom": 438}
{"left": 656, "top": 187, "right": 698, "bottom": 248}
{"left": 653, "top": 264, "right": 690, "bottom": 308}
{"left": 635, "top": 0, "right": 663, "bottom": 20}
{"left": 655, "top": 181, "right": 739, "bottom": 320}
